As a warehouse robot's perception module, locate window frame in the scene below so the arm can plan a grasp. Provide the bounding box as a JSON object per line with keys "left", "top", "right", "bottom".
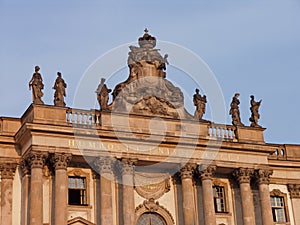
{"left": 270, "top": 189, "right": 290, "bottom": 224}
{"left": 212, "top": 180, "right": 229, "bottom": 214}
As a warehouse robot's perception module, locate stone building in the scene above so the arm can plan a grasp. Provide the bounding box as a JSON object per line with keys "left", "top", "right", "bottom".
{"left": 0, "top": 31, "right": 299, "bottom": 225}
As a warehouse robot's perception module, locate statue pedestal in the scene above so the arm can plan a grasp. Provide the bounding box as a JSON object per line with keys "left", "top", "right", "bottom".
{"left": 235, "top": 126, "right": 266, "bottom": 143}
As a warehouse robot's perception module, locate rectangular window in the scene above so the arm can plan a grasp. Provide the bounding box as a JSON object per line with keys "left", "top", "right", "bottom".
{"left": 271, "top": 196, "right": 287, "bottom": 222}
{"left": 68, "top": 176, "right": 87, "bottom": 206}
{"left": 213, "top": 186, "right": 226, "bottom": 213}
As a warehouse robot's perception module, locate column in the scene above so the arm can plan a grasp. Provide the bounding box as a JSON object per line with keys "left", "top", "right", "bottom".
{"left": 20, "top": 159, "right": 30, "bottom": 225}
{"left": 200, "top": 165, "right": 216, "bottom": 225}
{"left": 233, "top": 168, "right": 255, "bottom": 225}
{"left": 52, "top": 153, "right": 71, "bottom": 225}
{"left": 288, "top": 184, "right": 300, "bottom": 225}
{"left": 96, "top": 157, "right": 115, "bottom": 225}
{"left": 0, "top": 163, "right": 17, "bottom": 225}
{"left": 27, "top": 151, "right": 48, "bottom": 225}
{"left": 120, "top": 158, "right": 136, "bottom": 225}
{"left": 180, "top": 163, "right": 197, "bottom": 225}
{"left": 256, "top": 169, "right": 273, "bottom": 225}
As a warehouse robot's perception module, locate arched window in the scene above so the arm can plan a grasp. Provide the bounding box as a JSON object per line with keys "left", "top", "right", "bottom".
{"left": 137, "top": 213, "right": 167, "bottom": 225}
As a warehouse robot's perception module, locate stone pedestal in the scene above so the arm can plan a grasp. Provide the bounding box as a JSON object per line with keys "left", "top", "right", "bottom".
{"left": 121, "top": 159, "right": 136, "bottom": 225}
{"left": 233, "top": 168, "right": 255, "bottom": 225}
{"left": 0, "top": 163, "right": 17, "bottom": 225}
{"left": 200, "top": 166, "right": 216, "bottom": 225}
{"left": 257, "top": 169, "right": 273, "bottom": 225}
{"left": 96, "top": 157, "right": 115, "bottom": 225}
{"left": 52, "top": 153, "right": 71, "bottom": 225}
{"left": 27, "top": 152, "right": 47, "bottom": 225}
{"left": 288, "top": 184, "right": 300, "bottom": 225}
{"left": 180, "top": 163, "right": 197, "bottom": 225}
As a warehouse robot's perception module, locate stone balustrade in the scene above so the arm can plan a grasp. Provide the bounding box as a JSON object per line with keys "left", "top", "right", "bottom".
{"left": 208, "top": 124, "right": 236, "bottom": 141}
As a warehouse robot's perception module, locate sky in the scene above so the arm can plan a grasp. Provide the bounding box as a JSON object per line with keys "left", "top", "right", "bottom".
{"left": 0, "top": 0, "right": 299, "bottom": 144}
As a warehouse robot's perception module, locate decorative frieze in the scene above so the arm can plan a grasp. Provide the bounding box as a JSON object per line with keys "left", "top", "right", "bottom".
{"left": 180, "top": 163, "right": 196, "bottom": 179}
{"left": 255, "top": 169, "right": 273, "bottom": 184}
{"left": 0, "top": 163, "right": 17, "bottom": 179}
{"left": 199, "top": 165, "right": 216, "bottom": 181}
{"left": 51, "top": 153, "right": 71, "bottom": 170}
{"left": 288, "top": 184, "right": 300, "bottom": 198}
{"left": 233, "top": 168, "right": 254, "bottom": 184}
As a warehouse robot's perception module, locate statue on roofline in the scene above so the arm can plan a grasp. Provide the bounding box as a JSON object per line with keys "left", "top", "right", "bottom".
{"left": 29, "top": 66, "right": 44, "bottom": 105}
{"left": 96, "top": 78, "right": 111, "bottom": 111}
{"left": 229, "top": 93, "right": 244, "bottom": 126}
{"left": 193, "top": 88, "right": 207, "bottom": 121}
{"left": 53, "top": 72, "right": 67, "bottom": 107}
{"left": 249, "top": 95, "right": 262, "bottom": 128}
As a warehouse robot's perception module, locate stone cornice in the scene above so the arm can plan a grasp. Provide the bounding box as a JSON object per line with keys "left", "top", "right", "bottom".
{"left": 233, "top": 168, "right": 254, "bottom": 184}
{"left": 288, "top": 184, "right": 300, "bottom": 199}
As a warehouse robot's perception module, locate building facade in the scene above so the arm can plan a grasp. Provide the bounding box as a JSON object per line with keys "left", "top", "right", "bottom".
{"left": 0, "top": 31, "right": 299, "bottom": 225}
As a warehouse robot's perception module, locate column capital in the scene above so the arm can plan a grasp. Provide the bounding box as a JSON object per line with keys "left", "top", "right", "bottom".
{"left": 0, "top": 163, "right": 17, "bottom": 179}
{"left": 233, "top": 168, "right": 254, "bottom": 184}
{"left": 20, "top": 158, "right": 30, "bottom": 177}
{"left": 180, "top": 163, "right": 196, "bottom": 180}
{"left": 51, "top": 153, "right": 72, "bottom": 170}
{"left": 288, "top": 184, "right": 300, "bottom": 199}
{"left": 95, "top": 156, "right": 115, "bottom": 174}
{"left": 199, "top": 165, "right": 216, "bottom": 181}
{"left": 26, "top": 151, "right": 48, "bottom": 169}
{"left": 256, "top": 169, "right": 273, "bottom": 185}
{"left": 120, "top": 158, "right": 137, "bottom": 176}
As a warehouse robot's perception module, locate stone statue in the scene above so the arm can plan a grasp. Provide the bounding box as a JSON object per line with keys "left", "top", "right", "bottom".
{"left": 193, "top": 89, "right": 207, "bottom": 120}
{"left": 249, "top": 95, "right": 262, "bottom": 128}
{"left": 53, "top": 72, "right": 67, "bottom": 107}
{"left": 96, "top": 78, "right": 111, "bottom": 111}
{"left": 29, "top": 66, "right": 44, "bottom": 104}
{"left": 229, "top": 93, "right": 244, "bottom": 126}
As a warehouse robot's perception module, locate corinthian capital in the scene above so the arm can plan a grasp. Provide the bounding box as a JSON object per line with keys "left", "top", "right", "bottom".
{"left": 288, "top": 184, "right": 300, "bottom": 199}
{"left": 26, "top": 151, "right": 48, "bottom": 169}
{"left": 51, "top": 153, "right": 72, "bottom": 170}
{"left": 199, "top": 165, "right": 216, "bottom": 181}
{"left": 180, "top": 163, "right": 196, "bottom": 180}
{"left": 120, "top": 158, "right": 137, "bottom": 176}
{"left": 256, "top": 169, "right": 273, "bottom": 185}
{"left": 0, "top": 163, "right": 17, "bottom": 179}
{"left": 233, "top": 168, "right": 254, "bottom": 184}
{"left": 95, "top": 157, "right": 115, "bottom": 175}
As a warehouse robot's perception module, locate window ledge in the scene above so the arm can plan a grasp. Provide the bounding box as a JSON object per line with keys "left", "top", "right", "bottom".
{"left": 68, "top": 204, "right": 92, "bottom": 210}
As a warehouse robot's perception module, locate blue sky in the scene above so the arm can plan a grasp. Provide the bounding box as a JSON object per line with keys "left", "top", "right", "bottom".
{"left": 0, "top": 0, "right": 300, "bottom": 144}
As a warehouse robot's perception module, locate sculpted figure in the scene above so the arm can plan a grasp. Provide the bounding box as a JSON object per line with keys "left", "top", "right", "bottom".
{"left": 193, "top": 89, "right": 207, "bottom": 120}
{"left": 96, "top": 78, "right": 111, "bottom": 111}
{"left": 29, "top": 66, "right": 44, "bottom": 104}
{"left": 229, "top": 93, "right": 244, "bottom": 126}
{"left": 249, "top": 95, "right": 262, "bottom": 127}
{"left": 53, "top": 72, "right": 67, "bottom": 107}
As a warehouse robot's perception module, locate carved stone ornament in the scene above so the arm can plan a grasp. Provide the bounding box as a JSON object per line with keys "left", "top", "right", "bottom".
{"left": 256, "top": 169, "right": 273, "bottom": 185}
{"left": 233, "top": 168, "right": 254, "bottom": 184}
{"left": 51, "top": 153, "right": 72, "bottom": 170}
{"left": 288, "top": 184, "right": 300, "bottom": 198}
{"left": 20, "top": 158, "right": 30, "bottom": 177}
{"left": 134, "top": 172, "right": 170, "bottom": 200}
{"left": 199, "top": 165, "right": 216, "bottom": 181}
{"left": 108, "top": 30, "right": 193, "bottom": 120}
{"left": 94, "top": 157, "right": 115, "bottom": 175}
{"left": 180, "top": 163, "right": 197, "bottom": 180}
{"left": 26, "top": 151, "right": 48, "bottom": 169}
{"left": 0, "top": 163, "right": 17, "bottom": 179}
{"left": 119, "top": 158, "right": 137, "bottom": 176}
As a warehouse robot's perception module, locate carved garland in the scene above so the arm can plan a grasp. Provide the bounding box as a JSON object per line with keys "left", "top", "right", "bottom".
{"left": 135, "top": 199, "right": 175, "bottom": 225}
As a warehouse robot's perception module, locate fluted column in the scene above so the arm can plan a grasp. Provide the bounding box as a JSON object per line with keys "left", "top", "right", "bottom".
{"left": 288, "top": 184, "right": 300, "bottom": 225}
{"left": 95, "top": 157, "right": 115, "bottom": 225}
{"left": 27, "top": 151, "right": 48, "bottom": 225}
{"left": 256, "top": 169, "right": 273, "bottom": 225}
{"left": 52, "top": 153, "right": 71, "bottom": 225}
{"left": 20, "top": 159, "right": 30, "bottom": 225}
{"left": 120, "top": 158, "right": 136, "bottom": 225}
{"left": 0, "top": 163, "right": 17, "bottom": 225}
{"left": 200, "top": 165, "right": 216, "bottom": 225}
{"left": 233, "top": 168, "right": 255, "bottom": 225}
{"left": 180, "top": 163, "right": 196, "bottom": 225}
